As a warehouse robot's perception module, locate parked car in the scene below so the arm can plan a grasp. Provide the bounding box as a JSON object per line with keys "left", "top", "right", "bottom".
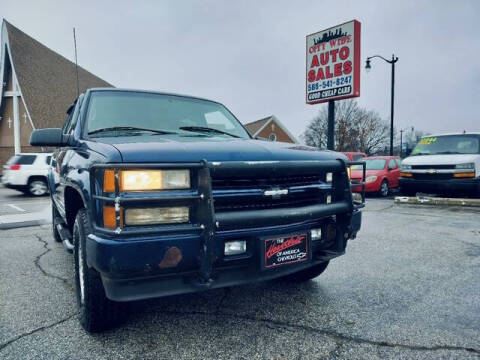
{"left": 30, "top": 88, "right": 363, "bottom": 332}
{"left": 2, "top": 152, "right": 52, "bottom": 196}
{"left": 399, "top": 133, "right": 480, "bottom": 197}
{"left": 343, "top": 152, "right": 367, "bottom": 162}
{"left": 351, "top": 156, "right": 401, "bottom": 197}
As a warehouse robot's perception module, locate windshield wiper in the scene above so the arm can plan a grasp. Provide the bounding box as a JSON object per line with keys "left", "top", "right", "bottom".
{"left": 88, "top": 126, "right": 176, "bottom": 136}
{"left": 434, "top": 151, "right": 463, "bottom": 155}
{"left": 411, "top": 152, "right": 430, "bottom": 156}
{"left": 179, "top": 126, "right": 240, "bottom": 138}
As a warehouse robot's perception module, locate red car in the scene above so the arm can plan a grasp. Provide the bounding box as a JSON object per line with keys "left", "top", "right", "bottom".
{"left": 343, "top": 152, "right": 367, "bottom": 162}
{"left": 351, "top": 156, "right": 401, "bottom": 197}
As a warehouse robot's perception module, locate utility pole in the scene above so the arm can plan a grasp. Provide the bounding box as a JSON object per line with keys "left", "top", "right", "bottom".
{"left": 327, "top": 101, "right": 335, "bottom": 150}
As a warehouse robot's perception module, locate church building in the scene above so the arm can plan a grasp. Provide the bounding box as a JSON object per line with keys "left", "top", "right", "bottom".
{"left": 0, "top": 19, "right": 112, "bottom": 166}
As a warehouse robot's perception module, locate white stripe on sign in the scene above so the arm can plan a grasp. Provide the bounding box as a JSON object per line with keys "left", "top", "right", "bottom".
{"left": 8, "top": 204, "right": 26, "bottom": 212}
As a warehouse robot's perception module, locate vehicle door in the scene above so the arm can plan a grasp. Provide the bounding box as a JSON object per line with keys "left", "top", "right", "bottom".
{"left": 388, "top": 159, "right": 400, "bottom": 187}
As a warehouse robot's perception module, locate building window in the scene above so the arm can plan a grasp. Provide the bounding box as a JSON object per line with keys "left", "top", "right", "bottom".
{"left": 269, "top": 133, "right": 277, "bottom": 141}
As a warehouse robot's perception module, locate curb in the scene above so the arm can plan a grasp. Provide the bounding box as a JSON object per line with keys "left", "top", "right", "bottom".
{"left": 0, "top": 219, "right": 50, "bottom": 230}
{"left": 0, "top": 211, "right": 51, "bottom": 230}
{"left": 394, "top": 196, "right": 480, "bottom": 208}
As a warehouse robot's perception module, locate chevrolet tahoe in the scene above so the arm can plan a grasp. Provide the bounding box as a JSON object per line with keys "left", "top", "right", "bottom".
{"left": 30, "top": 88, "right": 364, "bottom": 332}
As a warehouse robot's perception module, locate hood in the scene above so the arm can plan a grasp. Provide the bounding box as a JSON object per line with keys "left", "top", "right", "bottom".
{"left": 94, "top": 135, "right": 348, "bottom": 163}
{"left": 402, "top": 154, "right": 480, "bottom": 166}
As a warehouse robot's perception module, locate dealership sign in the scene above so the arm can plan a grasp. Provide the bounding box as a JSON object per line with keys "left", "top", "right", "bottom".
{"left": 306, "top": 20, "right": 361, "bottom": 104}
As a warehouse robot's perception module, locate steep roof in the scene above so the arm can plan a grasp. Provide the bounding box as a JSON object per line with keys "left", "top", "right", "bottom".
{"left": 1, "top": 20, "right": 113, "bottom": 129}
{"left": 244, "top": 115, "right": 298, "bottom": 143}
{"left": 244, "top": 116, "right": 271, "bottom": 136}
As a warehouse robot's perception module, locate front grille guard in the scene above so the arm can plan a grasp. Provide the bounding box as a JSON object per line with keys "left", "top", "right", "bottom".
{"left": 348, "top": 161, "right": 366, "bottom": 210}
{"left": 90, "top": 159, "right": 357, "bottom": 285}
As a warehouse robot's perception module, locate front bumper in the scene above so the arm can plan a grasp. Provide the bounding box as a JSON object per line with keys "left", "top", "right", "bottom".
{"left": 352, "top": 179, "right": 381, "bottom": 193}
{"left": 87, "top": 210, "right": 361, "bottom": 301}
{"left": 87, "top": 160, "right": 364, "bottom": 302}
{"left": 399, "top": 177, "right": 480, "bottom": 193}
{"left": 2, "top": 183, "right": 27, "bottom": 191}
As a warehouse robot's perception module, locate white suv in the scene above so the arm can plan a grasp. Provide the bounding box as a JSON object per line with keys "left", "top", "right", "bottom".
{"left": 2, "top": 153, "right": 52, "bottom": 196}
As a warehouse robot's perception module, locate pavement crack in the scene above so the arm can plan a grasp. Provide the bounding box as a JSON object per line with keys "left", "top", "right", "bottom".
{"left": 34, "top": 235, "right": 70, "bottom": 285}
{"left": 363, "top": 204, "right": 395, "bottom": 212}
{"left": 161, "top": 309, "right": 480, "bottom": 355}
{"left": 0, "top": 313, "right": 76, "bottom": 352}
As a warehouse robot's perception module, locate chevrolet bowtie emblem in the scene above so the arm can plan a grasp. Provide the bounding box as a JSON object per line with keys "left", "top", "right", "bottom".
{"left": 427, "top": 169, "right": 437, "bottom": 174}
{"left": 264, "top": 189, "right": 289, "bottom": 198}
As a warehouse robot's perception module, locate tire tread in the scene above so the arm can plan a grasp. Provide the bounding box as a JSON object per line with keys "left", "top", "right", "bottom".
{"left": 74, "top": 208, "right": 125, "bottom": 332}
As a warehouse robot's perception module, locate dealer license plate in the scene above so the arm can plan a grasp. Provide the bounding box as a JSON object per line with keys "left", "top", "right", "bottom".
{"left": 264, "top": 233, "right": 309, "bottom": 269}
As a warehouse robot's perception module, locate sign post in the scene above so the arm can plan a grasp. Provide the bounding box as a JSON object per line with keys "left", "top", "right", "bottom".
{"left": 306, "top": 20, "right": 361, "bottom": 150}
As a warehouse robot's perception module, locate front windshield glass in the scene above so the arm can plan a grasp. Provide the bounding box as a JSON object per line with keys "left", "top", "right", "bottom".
{"left": 412, "top": 135, "right": 480, "bottom": 155}
{"left": 352, "top": 159, "right": 386, "bottom": 170}
{"left": 85, "top": 91, "right": 251, "bottom": 138}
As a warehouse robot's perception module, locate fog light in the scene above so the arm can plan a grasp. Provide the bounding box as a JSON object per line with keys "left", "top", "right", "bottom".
{"left": 125, "top": 207, "right": 189, "bottom": 225}
{"left": 326, "top": 172, "right": 333, "bottom": 183}
{"left": 352, "top": 193, "right": 363, "bottom": 202}
{"left": 311, "top": 228, "right": 322, "bottom": 241}
{"left": 224, "top": 240, "right": 246, "bottom": 256}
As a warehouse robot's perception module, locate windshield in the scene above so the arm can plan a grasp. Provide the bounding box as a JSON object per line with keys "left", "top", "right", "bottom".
{"left": 412, "top": 135, "right": 480, "bottom": 155}
{"left": 352, "top": 159, "right": 386, "bottom": 170}
{"left": 85, "top": 91, "right": 251, "bottom": 139}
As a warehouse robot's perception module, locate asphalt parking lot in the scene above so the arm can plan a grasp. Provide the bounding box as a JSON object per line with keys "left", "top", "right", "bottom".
{"left": 0, "top": 187, "right": 50, "bottom": 216}
{"left": 0, "top": 194, "right": 479, "bottom": 359}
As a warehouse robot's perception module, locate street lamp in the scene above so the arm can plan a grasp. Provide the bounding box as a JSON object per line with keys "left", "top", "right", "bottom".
{"left": 365, "top": 54, "right": 399, "bottom": 156}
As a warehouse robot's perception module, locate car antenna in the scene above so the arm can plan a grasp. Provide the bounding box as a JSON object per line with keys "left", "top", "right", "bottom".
{"left": 73, "top": 27, "right": 80, "bottom": 97}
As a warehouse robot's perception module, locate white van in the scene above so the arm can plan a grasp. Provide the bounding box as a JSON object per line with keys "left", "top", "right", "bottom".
{"left": 399, "top": 133, "right": 480, "bottom": 197}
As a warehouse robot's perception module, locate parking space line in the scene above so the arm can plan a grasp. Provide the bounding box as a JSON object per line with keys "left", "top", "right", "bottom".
{"left": 8, "top": 204, "right": 26, "bottom": 212}
{"left": 9, "top": 200, "right": 51, "bottom": 205}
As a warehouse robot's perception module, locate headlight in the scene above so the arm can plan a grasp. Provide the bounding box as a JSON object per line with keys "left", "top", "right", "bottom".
{"left": 125, "top": 207, "right": 189, "bottom": 226}
{"left": 455, "top": 163, "right": 474, "bottom": 169}
{"left": 401, "top": 164, "right": 412, "bottom": 170}
{"left": 365, "top": 175, "right": 377, "bottom": 183}
{"left": 104, "top": 169, "right": 190, "bottom": 192}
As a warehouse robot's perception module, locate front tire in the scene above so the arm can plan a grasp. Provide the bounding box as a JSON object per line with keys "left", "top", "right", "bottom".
{"left": 379, "top": 180, "right": 389, "bottom": 197}
{"left": 281, "top": 261, "right": 329, "bottom": 282}
{"left": 74, "top": 208, "right": 125, "bottom": 332}
{"left": 400, "top": 187, "right": 417, "bottom": 197}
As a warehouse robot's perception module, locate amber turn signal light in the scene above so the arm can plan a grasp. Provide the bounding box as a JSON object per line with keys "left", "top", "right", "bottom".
{"left": 400, "top": 172, "right": 413, "bottom": 178}
{"left": 453, "top": 172, "right": 475, "bottom": 178}
{"left": 103, "top": 205, "right": 123, "bottom": 229}
{"left": 103, "top": 170, "right": 116, "bottom": 192}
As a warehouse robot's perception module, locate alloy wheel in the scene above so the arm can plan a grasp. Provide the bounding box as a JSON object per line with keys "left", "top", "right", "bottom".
{"left": 29, "top": 180, "right": 47, "bottom": 196}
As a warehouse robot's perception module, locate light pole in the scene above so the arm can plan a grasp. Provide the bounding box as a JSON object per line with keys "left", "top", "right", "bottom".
{"left": 365, "top": 54, "right": 399, "bottom": 156}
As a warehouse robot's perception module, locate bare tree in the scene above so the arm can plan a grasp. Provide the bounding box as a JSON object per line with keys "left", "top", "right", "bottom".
{"left": 301, "top": 99, "right": 390, "bottom": 155}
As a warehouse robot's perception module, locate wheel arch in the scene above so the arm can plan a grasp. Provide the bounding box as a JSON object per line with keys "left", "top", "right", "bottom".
{"left": 27, "top": 175, "right": 48, "bottom": 185}
{"left": 64, "top": 185, "right": 87, "bottom": 232}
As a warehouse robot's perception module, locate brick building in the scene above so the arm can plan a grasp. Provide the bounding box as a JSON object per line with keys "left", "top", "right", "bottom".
{"left": 244, "top": 115, "right": 297, "bottom": 143}
{"left": 0, "top": 19, "right": 112, "bottom": 166}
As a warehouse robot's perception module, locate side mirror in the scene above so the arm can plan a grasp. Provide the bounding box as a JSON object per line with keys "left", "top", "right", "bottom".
{"left": 30, "top": 128, "right": 66, "bottom": 147}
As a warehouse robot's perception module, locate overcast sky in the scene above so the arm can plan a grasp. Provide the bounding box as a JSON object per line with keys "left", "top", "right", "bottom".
{"left": 2, "top": 0, "right": 479, "bottom": 141}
